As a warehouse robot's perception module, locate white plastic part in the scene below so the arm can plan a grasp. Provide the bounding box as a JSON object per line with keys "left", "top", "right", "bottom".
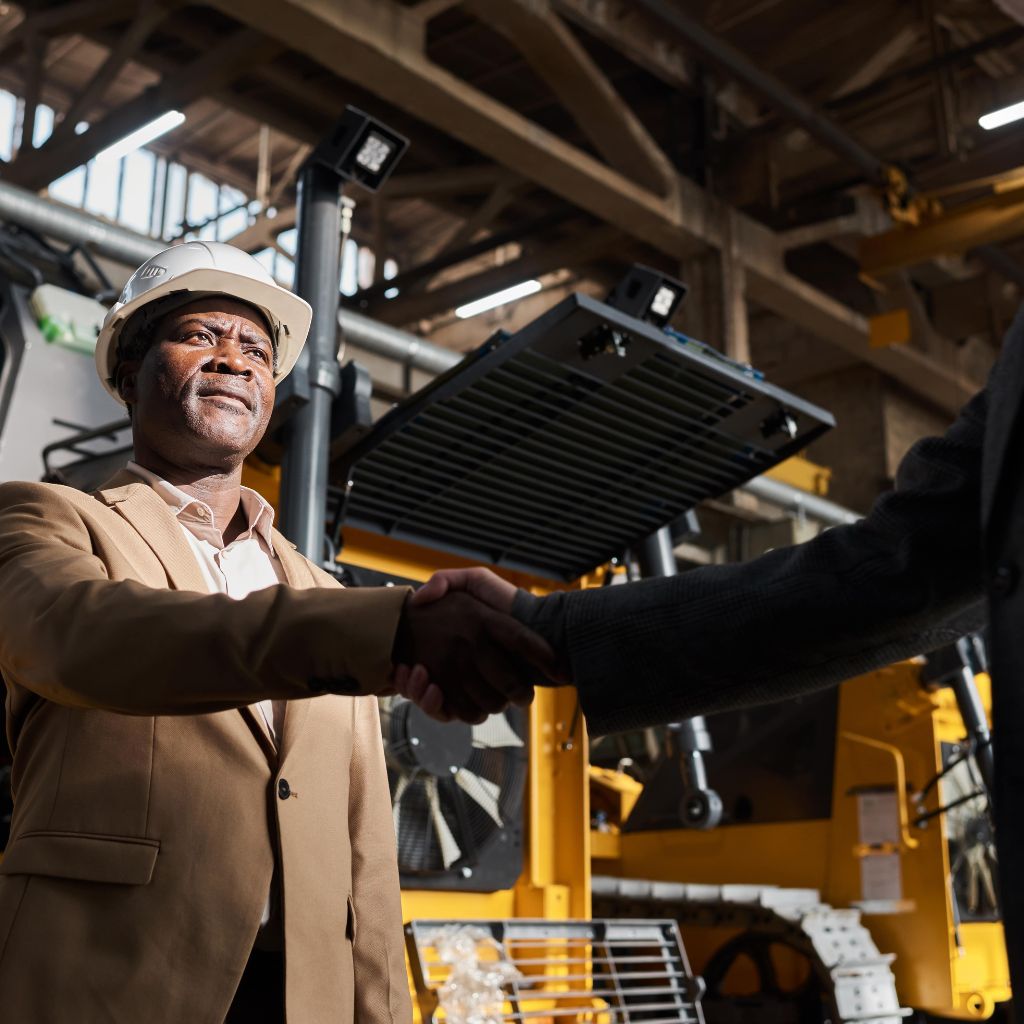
{"left": 30, "top": 284, "right": 107, "bottom": 355}
{"left": 431, "top": 925, "right": 522, "bottom": 1024}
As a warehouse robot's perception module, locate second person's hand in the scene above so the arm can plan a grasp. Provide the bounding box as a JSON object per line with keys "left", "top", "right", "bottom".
{"left": 391, "top": 587, "right": 553, "bottom": 724}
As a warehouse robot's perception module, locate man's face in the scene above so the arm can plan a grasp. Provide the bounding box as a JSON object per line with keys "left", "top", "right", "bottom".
{"left": 119, "top": 298, "right": 276, "bottom": 469}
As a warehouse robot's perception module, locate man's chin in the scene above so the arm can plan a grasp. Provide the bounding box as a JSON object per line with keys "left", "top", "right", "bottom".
{"left": 182, "top": 417, "right": 263, "bottom": 466}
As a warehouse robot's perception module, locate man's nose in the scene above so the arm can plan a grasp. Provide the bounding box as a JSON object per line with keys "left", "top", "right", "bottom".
{"left": 207, "top": 340, "right": 251, "bottom": 375}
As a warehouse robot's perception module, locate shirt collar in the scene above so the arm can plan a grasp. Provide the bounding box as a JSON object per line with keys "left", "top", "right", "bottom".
{"left": 126, "top": 460, "right": 277, "bottom": 555}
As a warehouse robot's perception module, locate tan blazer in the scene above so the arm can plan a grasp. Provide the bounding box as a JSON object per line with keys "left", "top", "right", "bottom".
{"left": 0, "top": 471, "right": 413, "bottom": 1024}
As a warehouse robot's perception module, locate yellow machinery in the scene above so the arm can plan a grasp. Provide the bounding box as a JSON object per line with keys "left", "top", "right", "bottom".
{"left": 589, "top": 652, "right": 1009, "bottom": 1020}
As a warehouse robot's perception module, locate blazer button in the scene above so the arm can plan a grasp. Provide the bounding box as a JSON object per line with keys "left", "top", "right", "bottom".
{"left": 992, "top": 562, "right": 1018, "bottom": 597}
{"left": 278, "top": 779, "right": 291, "bottom": 800}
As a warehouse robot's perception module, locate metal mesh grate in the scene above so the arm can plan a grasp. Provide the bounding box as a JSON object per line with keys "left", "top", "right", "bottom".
{"left": 406, "top": 918, "right": 705, "bottom": 1024}
{"left": 334, "top": 294, "right": 833, "bottom": 580}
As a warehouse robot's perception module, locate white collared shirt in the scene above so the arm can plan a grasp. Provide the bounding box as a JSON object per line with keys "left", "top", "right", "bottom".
{"left": 127, "top": 460, "right": 285, "bottom": 741}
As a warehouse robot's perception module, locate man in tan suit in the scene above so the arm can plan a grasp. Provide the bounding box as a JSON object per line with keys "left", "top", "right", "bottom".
{"left": 0, "top": 242, "right": 548, "bottom": 1023}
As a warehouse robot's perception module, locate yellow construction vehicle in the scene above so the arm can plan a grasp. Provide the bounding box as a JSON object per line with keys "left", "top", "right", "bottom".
{"left": 589, "top": 650, "right": 1009, "bottom": 1020}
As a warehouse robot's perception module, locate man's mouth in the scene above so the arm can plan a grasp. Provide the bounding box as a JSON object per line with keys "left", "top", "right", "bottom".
{"left": 197, "top": 385, "right": 254, "bottom": 411}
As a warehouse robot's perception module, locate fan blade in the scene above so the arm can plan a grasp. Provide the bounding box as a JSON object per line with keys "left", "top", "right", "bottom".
{"left": 472, "top": 713, "right": 524, "bottom": 749}
{"left": 425, "top": 776, "right": 462, "bottom": 869}
{"left": 392, "top": 773, "right": 411, "bottom": 838}
{"left": 456, "top": 768, "right": 503, "bottom": 827}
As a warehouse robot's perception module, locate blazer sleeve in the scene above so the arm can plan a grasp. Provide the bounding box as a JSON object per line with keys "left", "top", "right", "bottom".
{"left": 0, "top": 481, "right": 409, "bottom": 714}
{"left": 514, "top": 384, "right": 988, "bottom": 735}
{"left": 348, "top": 695, "right": 414, "bottom": 1024}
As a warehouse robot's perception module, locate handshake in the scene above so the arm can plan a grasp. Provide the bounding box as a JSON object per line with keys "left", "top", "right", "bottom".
{"left": 389, "top": 568, "right": 569, "bottom": 723}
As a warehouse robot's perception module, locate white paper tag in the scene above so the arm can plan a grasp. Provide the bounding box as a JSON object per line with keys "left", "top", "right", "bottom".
{"left": 856, "top": 790, "right": 900, "bottom": 846}
{"left": 860, "top": 852, "right": 902, "bottom": 902}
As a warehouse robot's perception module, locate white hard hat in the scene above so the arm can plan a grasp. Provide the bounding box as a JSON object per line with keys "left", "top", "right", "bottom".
{"left": 95, "top": 241, "right": 313, "bottom": 404}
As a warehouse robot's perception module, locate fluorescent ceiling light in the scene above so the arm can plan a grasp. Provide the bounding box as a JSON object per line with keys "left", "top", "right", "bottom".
{"left": 455, "top": 279, "right": 542, "bottom": 319}
{"left": 979, "top": 99, "right": 1024, "bottom": 130}
{"left": 94, "top": 111, "right": 185, "bottom": 164}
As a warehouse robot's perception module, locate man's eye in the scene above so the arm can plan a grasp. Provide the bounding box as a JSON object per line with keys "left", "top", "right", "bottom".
{"left": 248, "top": 348, "right": 270, "bottom": 363}
{"left": 185, "top": 330, "right": 214, "bottom": 343}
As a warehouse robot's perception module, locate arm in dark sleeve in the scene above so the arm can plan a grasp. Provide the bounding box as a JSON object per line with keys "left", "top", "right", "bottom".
{"left": 514, "top": 386, "right": 988, "bottom": 735}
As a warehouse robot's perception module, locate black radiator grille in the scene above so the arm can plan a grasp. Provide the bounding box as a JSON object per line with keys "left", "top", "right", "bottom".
{"left": 335, "top": 294, "right": 833, "bottom": 580}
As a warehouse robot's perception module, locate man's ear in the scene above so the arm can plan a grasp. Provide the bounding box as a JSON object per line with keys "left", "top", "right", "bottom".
{"left": 115, "top": 361, "right": 140, "bottom": 406}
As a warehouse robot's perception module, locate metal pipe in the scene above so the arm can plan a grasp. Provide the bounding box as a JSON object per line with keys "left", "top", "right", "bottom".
{"left": 636, "top": 528, "right": 679, "bottom": 580}
{"left": 954, "top": 636, "right": 995, "bottom": 799}
{"left": 279, "top": 163, "right": 343, "bottom": 560}
{"left": 0, "top": 180, "right": 161, "bottom": 268}
{"left": 633, "top": 0, "right": 888, "bottom": 185}
{"left": 636, "top": 526, "right": 722, "bottom": 830}
{"left": 338, "top": 307, "right": 460, "bottom": 376}
{"left": 742, "top": 474, "right": 861, "bottom": 527}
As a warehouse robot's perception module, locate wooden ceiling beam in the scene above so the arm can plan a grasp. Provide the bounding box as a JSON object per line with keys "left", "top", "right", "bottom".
{"left": 223, "top": 205, "right": 297, "bottom": 253}
{"left": 6, "top": 28, "right": 281, "bottom": 191}
{"left": 0, "top": 0, "right": 135, "bottom": 66}
{"left": 45, "top": 0, "right": 172, "bottom": 149}
{"left": 464, "top": 0, "right": 675, "bottom": 194}
{"left": 203, "top": 0, "right": 978, "bottom": 414}
{"left": 366, "top": 222, "right": 621, "bottom": 325}
{"left": 431, "top": 178, "right": 527, "bottom": 258}
{"left": 551, "top": 0, "right": 694, "bottom": 91}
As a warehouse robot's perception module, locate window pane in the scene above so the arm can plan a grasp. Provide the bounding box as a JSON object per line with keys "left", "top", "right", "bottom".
{"left": 216, "top": 185, "right": 248, "bottom": 241}
{"left": 162, "top": 163, "right": 188, "bottom": 239}
{"left": 32, "top": 104, "right": 53, "bottom": 148}
{"left": 217, "top": 206, "right": 249, "bottom": 242}
{"left": 275, "top": 255, "right": 294, "bottom": 289}
{"left": 118, "top": 149, "right": 155, "bottom": 234}
{"left": 0, "top": 90, "right": 16, "bottom": 161}
{"left": 84, "top": 157, "right": 121, "bottom": 221}
{"left": 187, "top": 173, "right": 219, "bottom": 237}
{"left": 340, "top": 237, "right": 358, "bottom": 295}
{"left": 278, "top": 227, "right": 297, "bottom": 257}
{"left": 49, "top": 165, "right": 87, "bottom": 208}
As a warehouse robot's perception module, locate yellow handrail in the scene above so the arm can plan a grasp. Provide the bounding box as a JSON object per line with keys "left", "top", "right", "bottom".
{"left": 840, "top": 731, "right": 920, "bottom": 850}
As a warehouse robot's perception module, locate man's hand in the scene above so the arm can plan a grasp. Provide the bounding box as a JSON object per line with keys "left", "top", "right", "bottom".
{"left": 391, "top": 582, "right": 554, "bottom": 724}
{"left": 413, "top": 567, "right": 519, "bottom": 613}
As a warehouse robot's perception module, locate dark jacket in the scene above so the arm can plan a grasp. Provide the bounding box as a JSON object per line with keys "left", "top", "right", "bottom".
{"left": 514, "top": 304, "right": 1024, "bottom": 992}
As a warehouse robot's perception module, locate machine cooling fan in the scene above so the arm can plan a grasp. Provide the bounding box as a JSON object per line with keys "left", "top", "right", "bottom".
{"left": 380, "top": 697, "right": 528, "bottom": 891}
{"left": 941, "top": 752, "right": 999, "bottom": 922}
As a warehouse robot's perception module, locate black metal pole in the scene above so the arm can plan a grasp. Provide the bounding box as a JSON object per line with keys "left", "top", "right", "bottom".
{"left": 280, "top": 162, "right": 343, "bottom": 560}
{"left": 636, "top": 527, "right": 722, "bottom": 829}
{"left": 953, "top": 636, "right": 996, "bottom": 800}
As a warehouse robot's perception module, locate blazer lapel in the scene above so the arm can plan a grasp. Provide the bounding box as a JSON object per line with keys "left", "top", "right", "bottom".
{"left": 95, "top": 472, "right": 209, "bottom": 593}
{"left": 272, "top": 530, "right": 322, "bottom": 766}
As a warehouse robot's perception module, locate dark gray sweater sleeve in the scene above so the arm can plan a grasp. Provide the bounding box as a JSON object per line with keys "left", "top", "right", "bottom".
{"left": 513, "top": 385, "right": 988, "bottom": 735}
